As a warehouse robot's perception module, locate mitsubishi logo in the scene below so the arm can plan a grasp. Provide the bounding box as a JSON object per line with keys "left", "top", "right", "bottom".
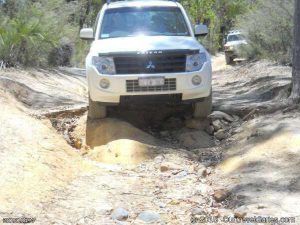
{"left": 146, "top": 61, "right": 156, "bottom": 69}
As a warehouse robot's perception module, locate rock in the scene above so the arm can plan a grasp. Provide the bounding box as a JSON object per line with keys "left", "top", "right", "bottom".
{"left": 232, "top": 115, "right": 240, "bottom": 121}
{"left": 185, "top": 118, "right": 209, "bottom": 130}
{"left": 222, "top": 120, "right": 229, "bottom": 125}
{"left": 154, "top": 155, "right": 165, "bottom": 163}
{"left": 211, "top": 201, "right": 222, "bottom": 208}
{"left": 209, "top": 111, "right": 234, "bottom": 122}
{"left": 48, "top": 42, "right": 73, "bottom": 66}
{"left": 231, "top": 121, "right": 241, "bottom": 128}
{"left": 199, "top": 178, "right": 207, "bottom": 183}
{"left": 137, "top": 211, "right": 160, "bottom": 223}
{"left": 205, "top": 125, "right": 215, "bottom": 135}
{"left": 160, "top": 164, "right": 169, "bottom": 172}
{"left": 213, "top": 189, "right": 230, "bottom": 202}
{"left": 159, "top": 162, "right": 182, "bottom": 171}
{"left": 202, "top": 167, "right": 212, "bottom": 177}
{"left": 217, "top": 209, "right": 234, "bottom": 217}
{"left": 157, "top": 202, "right": 167, "bottom": 208}
{"left": 191, "top": 207, "right": 206, "bottom": 216}
{"left": 111, "top": 207, "right": 129, "bottom": 221}
{"left": 169, "top": 199, "right": 180, "bottom": 205}
{"left": 257, "top": 204, "right": 266, "bottom": 209}
{"left": 214, "top": 129, "right": 227, "bottom": 140}
{"left": 188, "top": 165, "right": 197, "bottom": 173}
{"left": 63, "top": 133, "right": 71, "bottom": 144}
{"left": 73, "top": 139, "right": 82, "bottom": 149}
{"left": 234, "top": 206, "right": 248, "bottom": 219}
{"left": 195, "top": 184, "right": 213, "bottom": 195}
{"left": 212, "top": 120, "right": 222, "bottom": 131}
{"left": 174, "top": 170, "right": 188, "bottom": 179}
{"left": 176, "top": 130, "right": 215, "bottom": 148}
{"left": 233, "top": 127, "right": 243, "bottom": 134}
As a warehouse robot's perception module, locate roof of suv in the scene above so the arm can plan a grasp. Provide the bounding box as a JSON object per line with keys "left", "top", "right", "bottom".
{"left": 228, "top": 30, "right": 242, "bottom": 36}
{"left": 106, "top": 0, "right": 178, "bottom": 9}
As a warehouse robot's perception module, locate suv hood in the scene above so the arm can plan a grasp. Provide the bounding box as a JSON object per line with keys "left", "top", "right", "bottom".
{"left": 90, "top": 36, "right": 206, "bottom": 54}
{"left": 225, "top": 40, "right": 247, "bottom": 47}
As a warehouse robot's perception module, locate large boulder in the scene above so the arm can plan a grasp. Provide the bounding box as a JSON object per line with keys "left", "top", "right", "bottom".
{"left": 48, "top": 39, "right": 74, "bottom": 66}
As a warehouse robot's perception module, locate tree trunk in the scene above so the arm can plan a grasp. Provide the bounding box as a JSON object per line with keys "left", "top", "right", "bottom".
{"left": 290, "top": 0, "right": 300, "bottom": 102}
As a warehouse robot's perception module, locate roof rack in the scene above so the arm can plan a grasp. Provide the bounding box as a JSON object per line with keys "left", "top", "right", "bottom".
{"left": 106, "top": 0, "right": 178, "bottom": 4}
{"left": 229, "top": 30, "right": 241, "bottom": 34}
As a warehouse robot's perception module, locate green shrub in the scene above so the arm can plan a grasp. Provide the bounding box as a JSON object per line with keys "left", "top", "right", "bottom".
{"left": 236, "top": 0, "right": 294, "bottom": 64}
{"left": 0, "top": 16, "right": 56, "bottom": 67}
{"left": 0, "top": 0, "right": 79, "bottom": 67}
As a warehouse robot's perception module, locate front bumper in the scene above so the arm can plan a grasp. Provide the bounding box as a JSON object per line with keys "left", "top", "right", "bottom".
{"left": 87, "top": 62, "right": 212, "bottom": 104}
{"left": 225, "top": 50, "right": 237, "bottom": 57}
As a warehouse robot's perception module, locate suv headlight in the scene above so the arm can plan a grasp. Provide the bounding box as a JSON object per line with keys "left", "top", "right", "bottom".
{"left": 92, "top": 56, "right": 116, "bottom": 75}
{"left": 186, "top": 52, "right": 207, "bottom": 72}
{"left": 225, "top": 46, "right": 234, "bottom": 51}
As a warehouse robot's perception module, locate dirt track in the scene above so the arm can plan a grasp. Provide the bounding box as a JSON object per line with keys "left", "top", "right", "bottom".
{"left": 0, "top": 55, "right": 299, "bottom": 224}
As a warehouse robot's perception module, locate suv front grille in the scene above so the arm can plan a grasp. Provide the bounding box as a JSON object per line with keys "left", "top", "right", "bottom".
{"left": 114, "top": 54, "right": 186, "bottom": 74}
{"left": 126, "top": 78, "right": 176, "bottom": 92}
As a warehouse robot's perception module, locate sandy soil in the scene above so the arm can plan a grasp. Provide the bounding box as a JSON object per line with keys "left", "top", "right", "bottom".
{"left": 0, "top": 55, "right": 299, "bottom": 224}
{"left": 0, "top": 93, "right": 82, "bottom": 216}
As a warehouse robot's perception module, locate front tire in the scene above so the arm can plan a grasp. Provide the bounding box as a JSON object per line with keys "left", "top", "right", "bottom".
{"left": 193, "top": 91, "right": 212, "bottom": 118}
{"left": 88, "top": 96, "right": 107, "bottom": 119}
{"left": 225, "top": 53, "right": 233, "bottom": 65}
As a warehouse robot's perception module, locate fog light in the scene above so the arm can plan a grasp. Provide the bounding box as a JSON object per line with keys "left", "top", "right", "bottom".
{"left": 100, "top": 79, "right": 110, "bottom": 89}
{"left": 192, "top": 75, "right": 202, "bottom": 86}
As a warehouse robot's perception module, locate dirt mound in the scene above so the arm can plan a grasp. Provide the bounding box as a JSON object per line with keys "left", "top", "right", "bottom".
{"left": 87, "top": 139, "right": 158, "bottom": 165}
{"left": 0, "top": 68, "right": 87, "bottom": 115}
{"left": 214, "top": 111, "right": 300, "bottom": 217}
{"left": 72, "top": 116, "right": 160, "bottom": 164}
{"left": 70, "top": 114, "right": 224, "bottom": 164}
{"left": 0, "top": 99, "right": 82, "bottom": 214}
{"left": 213, "top": 60, "right": 291, "bottom": 116}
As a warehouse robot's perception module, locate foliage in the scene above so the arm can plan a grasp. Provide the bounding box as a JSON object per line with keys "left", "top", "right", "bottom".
{"left": 0, "top": 15, "right": 54, "bottom": 66}
{"left": 78, "top": 0, "right": 105, "bottom": 29}
{"left": 236, "top": 0, "right": 294, "bottom": 64}
{"left": 0, "top": 0, "right": 78, "bottom": 67}
{"left": 1, "top": 0, "right": 294, "bottom": 67}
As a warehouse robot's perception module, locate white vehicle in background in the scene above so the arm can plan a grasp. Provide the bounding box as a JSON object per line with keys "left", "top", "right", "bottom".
{"left": 80, "top": 0, "right": 212, "bottom": 119}
{"left": 224, "top": 30, "right": 248, "bottom": 64}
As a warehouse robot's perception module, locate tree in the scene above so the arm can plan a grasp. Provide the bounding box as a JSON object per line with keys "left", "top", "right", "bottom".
{"left": 236, "top": 0, "right": 294, "bottom": 64}
{"left": 290, "top": 0, "right": 300, "bottom": 102}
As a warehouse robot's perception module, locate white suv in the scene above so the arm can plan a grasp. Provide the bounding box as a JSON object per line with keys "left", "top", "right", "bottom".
{"left": 80, "top": 0, "right": 212, "bottom": 119}
{"left": 224, "top": 30, "right": 247, "bottom": 64}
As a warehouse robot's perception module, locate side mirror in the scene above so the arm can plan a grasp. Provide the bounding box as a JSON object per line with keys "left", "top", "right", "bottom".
{"left": 80, "top": 28, "right": 94, "bottom": 40}
{"left": 195, "top": 24, "right": 208, "bottom": 37}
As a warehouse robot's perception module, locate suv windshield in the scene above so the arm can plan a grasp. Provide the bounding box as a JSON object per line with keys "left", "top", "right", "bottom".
{"left": 227, "top": 34, "right": 244, "bottom": 42}
{"left": 100, "top": 7, "right": 190, "bottom": 39}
